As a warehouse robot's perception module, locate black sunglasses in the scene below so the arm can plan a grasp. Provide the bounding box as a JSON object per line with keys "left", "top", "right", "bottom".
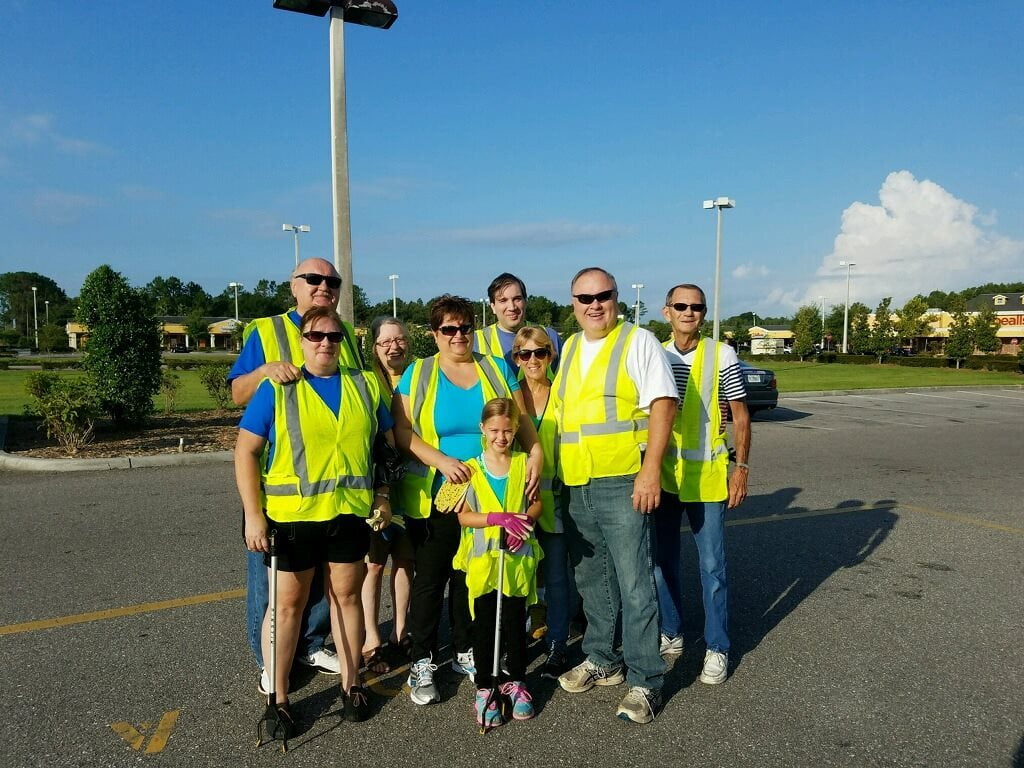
{"left": 302, "top": 330, "right": 344, "bottom": 343}
{"left": 668, "top": 302, "right": 707, "bottom": 313}
{"left": 573, "top": 289, "right": 616, "bottom": 305}
{"left": 438, "top": 324, "right": 473, "bottom": 337}
{"left": 294, "top": 273, "right": 342, "bottom": 289}
{"left": 515, "top": 348, "right": 551, "bottom": 361}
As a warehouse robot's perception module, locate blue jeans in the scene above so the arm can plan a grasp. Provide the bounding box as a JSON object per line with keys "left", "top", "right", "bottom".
{"left": 565, "top": 475, "right": 665, "bottom": 690}
{"left": 245, "top": 549, "right": 331, "bottom": 668}
{"left": 653, "top": 494, "right": 730, "bottom": 653}
{"left": 537, "top": 528, "right": 578, "bottom": 648}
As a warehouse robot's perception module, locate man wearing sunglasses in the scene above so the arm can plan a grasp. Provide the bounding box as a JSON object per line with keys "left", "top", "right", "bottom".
{"left": 473, "top": 272, "right": 563, "bottom": 373}
{"left": 654, "top": 283, "right": 750, "bottom": 688}
{"left": 227, "top": 257, "right": 363, "bottom": 691}
{"left": 551, "top": 267, "right": 678, "bottom": 724}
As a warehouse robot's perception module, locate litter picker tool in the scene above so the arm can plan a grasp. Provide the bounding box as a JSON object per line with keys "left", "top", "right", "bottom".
{"left": 480, "top": 532, "right": 511, "bottom": 734}
{"left": 256, "top": 530, "right": 294, "bottom": 752}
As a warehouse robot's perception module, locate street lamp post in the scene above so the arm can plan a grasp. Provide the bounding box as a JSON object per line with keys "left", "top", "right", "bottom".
{"left": 631, "top": 283, "right": 644, "bottom": 325}
{"left": 228, "top": 282, "right": 243, "bottom": 322}
{"left": 274, "top": 0, "right": 399, "bottom": 325}
{"left": 45, "top": 300, "right": 50, "bottom": 325}
{"left": 702, "top": 196, "right": 736, "bottom": 342}
{"left": 31, "top": 286, "right": 38, "bottom": 348}
{"left": 817, "top": 296, "right": 827, "bottom": 349}
{"left": 282, "top": 224, "right": 311, "bottom": 267}
{"left": 481, "top": 299, "right": 488, "bottom": 327}
{"left": 839, "top": 261, "right": 856, "bottom": 353}
{"left": 388, "top": 274, "right": 399, "bottom": 318}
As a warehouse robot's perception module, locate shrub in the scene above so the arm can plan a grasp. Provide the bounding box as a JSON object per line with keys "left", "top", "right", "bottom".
{"left": 816, "top": 352, "right": 838, "bottom": 364}
{"left": 160, "top": 370, "right": 181, "bottom": 414}
{"left": 39, "top": 359, "right": 83, "bottom": 370}
{"left": 964, "top": 357, "right": 1020, "bottom": 372}
{"left": 24, "top": 372, "right": 98, "bottom": 456}
{"left": 198, "top": 363, "right": 234, "bottom": 410}
{"left": 891, "top": 356, "right": 948, "bottom": 368}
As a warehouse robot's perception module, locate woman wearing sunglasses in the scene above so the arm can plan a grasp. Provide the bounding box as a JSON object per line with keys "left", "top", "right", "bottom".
{"left": 360, "top": 316, "right": 416, "bottom": 675}
{"left": 512, "top": 327, "right": 578, "bottom": 681}
{"left": 392, "top": 294, "right": 543, "bottom": 706}
{"left": 236, "top": 306, "right": 395, "bottom": 726}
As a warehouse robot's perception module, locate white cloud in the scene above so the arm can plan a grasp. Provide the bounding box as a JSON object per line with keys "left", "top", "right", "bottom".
{"left": 29, "top": 190, "right": 104, "bottom": 224}
{"left": 789, "top": 171, "right": 1024, "bottom": 311}
{"left": 732, "top": 263, "right": 769, "bottom": 279}
{"left": 422, "top": 219, "right": 627, "bottom": 248}
{"left": 7, "top": 113, "right": 107, "bottom": 155}
{"left": 207, "top": 207, "right": 281, "bottom": 239}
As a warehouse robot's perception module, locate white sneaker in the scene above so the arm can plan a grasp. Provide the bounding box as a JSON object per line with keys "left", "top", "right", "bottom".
{"left": 408, "top": 657, "right": 440, "bottom": 705}
{"left": 700, "top": 650, "right": 728, "bottom": 685}
{"left": 451, "top": 649, "right": 477, "bottom": 682}
{"left": 297, "top": 647, "right": 341, "bottom": 675}
{"left": 257, "top": 668, "right": 270, "bottom": 696}
{"left": 660, "top": 633, "right": 684, "bottom": 657}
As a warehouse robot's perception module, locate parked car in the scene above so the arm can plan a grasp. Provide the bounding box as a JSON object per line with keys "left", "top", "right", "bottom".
{"left": 169, "top": 344, "right": 192, "bottom": 353}
{"left": 738, "top": 359, "right": 778, "bottom": 414}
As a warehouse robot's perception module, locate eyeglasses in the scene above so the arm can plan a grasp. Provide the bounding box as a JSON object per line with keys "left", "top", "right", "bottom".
{"left": 667, "top": 302, "right": 707, "bottom": 313}
{"left": 514, "top": 348, "right": 551, "bottom": 361}
{"left": 294, "top": 273, "right": 342, "bottom": 290}
{"left": 438, "top": 324, "right": 473, "bottom": 337}
{"left": 375, "top": 337, "right": 408, "bottom": 348}
{"left": 573, "top": 289, "right": 616, "bottom": 305}
{"left": 302, "top": 330, "right": 344, "bottom": 343}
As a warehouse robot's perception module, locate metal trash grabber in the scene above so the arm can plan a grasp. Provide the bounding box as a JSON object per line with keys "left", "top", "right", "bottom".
{"left": 480, "top": 532, "right": 511, "bottom": 735}
{"left": 256, "top": 530, "right": 294, "bottom": 752}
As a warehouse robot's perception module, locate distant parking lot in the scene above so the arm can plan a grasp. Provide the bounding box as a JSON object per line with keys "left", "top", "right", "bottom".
{"left": 1, "top": 387, "right": 1022, "bottom": 767}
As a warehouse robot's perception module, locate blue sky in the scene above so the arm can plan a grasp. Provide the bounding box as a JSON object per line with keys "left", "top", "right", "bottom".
{"left": 2, "top": 1, "right": 1022, "bottom": 319}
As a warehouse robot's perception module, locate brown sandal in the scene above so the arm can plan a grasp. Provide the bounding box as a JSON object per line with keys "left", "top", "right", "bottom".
{"left": 361, "top": 647, "right": 390, "bottom": 675}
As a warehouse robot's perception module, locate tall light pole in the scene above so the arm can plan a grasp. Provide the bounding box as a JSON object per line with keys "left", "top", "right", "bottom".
{"left": 631, "top": 283, "right": 644, "bottom": 325}
{"left": 228, "top": 282, "right": 243, "bottom": 322}
{"left": 817, "top": 295, "right": 827, "bottom": 349}
{"left": 839, "top": 261, "right": 856, "bottom": 353}
{"left": 703, "top": 196, "right": 736, "bottom": 342}
{"left": 388, "top": 274, "right": 399, "bottom": 318}
{"left": 481, "top": 298, "right": 488, "bottom": 327}
{"left": 31, "top": 286, "right": 38, "bottom": 348}
{"left": 282, "top": 224, "right": 311, "bottom": 267}
{"left": 274, "top": 0, "right": 399, "bottom": 325}
{"left": 45, "top": 300, "right": 50, "bottom": 325}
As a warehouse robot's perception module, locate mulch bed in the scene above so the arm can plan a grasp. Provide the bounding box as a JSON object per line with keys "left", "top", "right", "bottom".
{"left": 3, "top": 411, "right": 238, "bottom": 459}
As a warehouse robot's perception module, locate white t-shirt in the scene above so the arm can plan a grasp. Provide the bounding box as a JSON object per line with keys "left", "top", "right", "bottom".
{"left": 576, "top": 326, "right": 679, "bottom": 412}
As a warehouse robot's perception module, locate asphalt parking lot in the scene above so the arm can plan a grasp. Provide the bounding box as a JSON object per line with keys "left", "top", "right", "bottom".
{"left": 1, "top": 387, "right": 1022, "bottom": 767}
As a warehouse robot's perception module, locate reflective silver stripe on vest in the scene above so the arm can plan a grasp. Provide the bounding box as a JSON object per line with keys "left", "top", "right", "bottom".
{"left": 679, "top": 338, "right": 721, "bottom": 462}
{"left": 270, "top": 314, "right": 292, "bottom": 363}
{"left": 277, "top": 375, "right": 373, "bottom": 498}
{"left": 473, "top": 352, "right": 506, "bottom": 394}
{"left": 405, "top": 460, "right": 429, "bottom": 477}
{"left": 472, "top": 528, "right": 534, "bottom": 558}
{"left": 558, "top": 323, "right": 644, "bottom": 444}
{"left": 410, "top": 357, "right": 436, "bottom": 434}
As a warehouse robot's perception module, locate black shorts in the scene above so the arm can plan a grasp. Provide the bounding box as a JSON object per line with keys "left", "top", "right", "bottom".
{"left": 263, "top": 514, "right": 371, "bottom": 572}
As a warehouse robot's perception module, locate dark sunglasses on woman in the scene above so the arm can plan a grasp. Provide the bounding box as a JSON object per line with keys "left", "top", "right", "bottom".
{"left": 438, "top": 324, "right": 473, "bottom": 337}
{"left": 302, "top": 330, "right": 344, "bottom": 343}
{"left": 515, "top": 348, "right": 551, "bottom": 360}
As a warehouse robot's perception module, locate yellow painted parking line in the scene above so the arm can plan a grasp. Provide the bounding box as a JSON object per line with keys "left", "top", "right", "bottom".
{"left": 0, "top": 588, "right": 245, "bottom": 637}
{"left": 900, "top": 503, "right": 1024, "bottom": 535}
{"left": 724, "top": 504, "right": 896, "bottom": 528}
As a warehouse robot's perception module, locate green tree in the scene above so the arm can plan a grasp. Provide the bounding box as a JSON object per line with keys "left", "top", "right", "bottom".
{"left": 77, "top": 265, "right": 163, "bottom": 424}
{"left": 790, "top": 304, "right": 821, "bottom": 360}
{"left": 970, "top": 307, "right": 1001, "bottom": 354}
{"left": 185, "top": 309, "right": 210, "bottom": 349}
{"left": 0, "top": 272, "right": 69, "bottom": 331}
{"left": 896, "top": 296, "right": 933, "bottom": 352}
{"left": 945, "top": 298, "right": 974, "bottom": 368}
{"left": 863, "top": 297, "right": 897, "bottom": 362}
{"left": 37, "top": 323, "right": 68, "bottom": 353}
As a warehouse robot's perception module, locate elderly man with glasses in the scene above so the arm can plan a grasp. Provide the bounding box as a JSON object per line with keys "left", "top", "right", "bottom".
{"left": 228, "top": 257, "right": 363, "bottom": 694}
{"left": 551, "top": 267, "right": 678, "bottom": 724}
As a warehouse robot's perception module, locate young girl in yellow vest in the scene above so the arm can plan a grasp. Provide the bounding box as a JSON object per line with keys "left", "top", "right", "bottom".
{"left": 453, "top": 397, "right": 543, "bottom": 728}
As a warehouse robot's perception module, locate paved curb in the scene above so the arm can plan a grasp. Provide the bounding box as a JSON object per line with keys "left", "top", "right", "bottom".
{"left": 2, "top": 384, "right": 1019, "bottom": 472}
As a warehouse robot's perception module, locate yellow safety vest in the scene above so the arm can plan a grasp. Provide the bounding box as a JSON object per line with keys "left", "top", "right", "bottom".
{"left": 552, "top": 321, "right": 649, "bottom": 486}
{"left": 262, "top": 368, "right": 380, "bottom": 523}
{"left": 243, "top": 311, "right": 363, "bottom": 371}
{"left": 396, "top": 353, "right": 512, "bottom": 519}
{"left": 473, "top": 322, "right": 554, "bottom": 381}
{"left": 452, "top": 454, "right": 541, "bottom": 617}
{"left": 660, "top": 338, "right": 730, "bottom": 502}
{"left": 533, "top": 397, "right": 564, "bottom": 533}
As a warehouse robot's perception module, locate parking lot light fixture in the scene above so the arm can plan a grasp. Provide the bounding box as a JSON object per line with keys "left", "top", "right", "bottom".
{"left": 703, "top": 196, "right": 735, "bottom": 342}
{"left": 282, "top": 224, "right": 311, "bottom": 267}
{"left": 228, "top": 282, "right": 244, "bottom": 323}
{"left": 631, "top": 283, "right": 644, "bottom": 325}
{"left": 839, "top": 261, "right": 856, "bottom": 353}
{"left": 388, "top": 274, "right": 399, "bottom": 318}
{"left": 274, "top": 0, "right": 399, "bottom": 324}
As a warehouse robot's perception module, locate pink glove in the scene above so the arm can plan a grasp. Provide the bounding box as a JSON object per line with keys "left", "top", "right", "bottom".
{"left": 486, "top": 513, "right": 533, "bottom": 540}
{"left": 505, "top": 531, "right": 525, "bottom": 553}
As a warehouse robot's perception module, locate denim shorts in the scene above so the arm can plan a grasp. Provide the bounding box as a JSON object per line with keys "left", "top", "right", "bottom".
{"left": 263, "top": 514, "right": 370, "bottom": 571}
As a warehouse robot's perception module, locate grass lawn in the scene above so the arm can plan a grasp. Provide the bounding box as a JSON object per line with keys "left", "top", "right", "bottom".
{"left": 758, "top": 360, "right": 1023, "bottom": 392}
{"left": 0, "top": 368, "right": 238, "bottom": 417}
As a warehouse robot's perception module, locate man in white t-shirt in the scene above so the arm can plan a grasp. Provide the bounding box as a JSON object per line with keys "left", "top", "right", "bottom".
{"left": 654, "top": 283, "right": 750, "bottom": 687}
{"left": 551, "top": 267, "right": 678, "bottom": 724}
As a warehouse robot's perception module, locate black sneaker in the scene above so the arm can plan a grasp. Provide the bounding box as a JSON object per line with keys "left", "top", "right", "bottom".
{"left": 540, "top": 645, "right": 569, "bottom": 680}
{"left": 343, "top": 685, "right": 371, "bottom": 722}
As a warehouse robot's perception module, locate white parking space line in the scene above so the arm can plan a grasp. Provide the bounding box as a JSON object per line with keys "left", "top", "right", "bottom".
{"left": 842, "top": 394, "right": 1004, "bottom": 424}
{"left": 769, "top": 421, "right": 834, "bottom": 431}
{"left": 907, "top": 391, "right": 1024, "bottom": 407}
{"left": 955, "top": 390, "right": 1024, "bottom": 401}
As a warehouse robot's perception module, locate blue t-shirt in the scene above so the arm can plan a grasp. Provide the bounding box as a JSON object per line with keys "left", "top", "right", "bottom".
{"left": 228, "top": 310, "right": 303, "bottom": 382}
{"left": 238, "top": 369, "right": 394, "bottom": 468}
{"left": 473, "top": 324, "right": 563, "bottom": 372}
{"left": 395, "top": 356, "right": 520, "bottom": 490}
{"left": 478, "top": 455, "right": 509, "bottom": 506}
